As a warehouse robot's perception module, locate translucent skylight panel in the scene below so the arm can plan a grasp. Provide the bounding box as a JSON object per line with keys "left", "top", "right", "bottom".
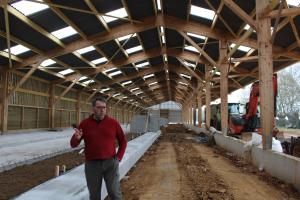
{"left": 58, "top": 69, "right": 74, "bottom": 75}
{"left": 11, "top": 0, "right": 49, "bottom": 16}
{"left": 117, "top": 33, "right": 136, "bottom": 41}
{"left": 136, "top": 61, "right": 149, "bottom": 68}
{"left": 76, "top": 46, "right": 95, "bottom": 54}
{"left": 109, "top": 70, "right": 122, "bottom": 77}
{"left": 4, "top": 44, "right": 30, "bottom": 55}
{"left": 125, "top": 45, "right": 143, "bottom": 54}
{"left": 102, "top": 8, "right": 128, "bottom": 23}
{"left": 184, "top": 46, "right": 199, "bottom": 53}
{"left": 122, "top": 80, "right": 132, "bottom": 86}
{"left": 79, "top": 76, "right": 88, "bottom": 81}
{"left": 92, "top": 57, "right": 107, "bottom": 65}
{"left": 187, "top": 32, "right": 206, "bottom": 40}
{"left": 190, "top": 5, "right": 215, "bottom": 20}
{"left": 101, "top": 88, "right": 110, "bottom": 92}
{"left": 51, "top": 26, "right": 77, "bottom": 39}
{"left": 144, "top": 74, "right": 154, "bottom": 79}
{"left": 41, "top": 59, "right": 56, "bottom": 67}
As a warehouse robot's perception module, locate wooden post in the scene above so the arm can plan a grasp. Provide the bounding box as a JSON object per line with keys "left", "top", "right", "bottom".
{"left": 197, "top": 90, "right": 202, "bottom": 127}
{"left": 256, "top": 0, "right": 274, "bottom": 150}
{"left": 193, "top": 101, "right": 197, "bottom": 126}
{"left": 21, "top": 106, "right": 24, "bottom": 129}
{"left": 220, "top": 39, "right": 229, "bottom": 135}
{"left": 205, "top": 65, "right": 211, "bottom": 129}
{"left": 0, "top": 69, "right": 8, "bottom": 134}
{"left": 76, "top": 92, "right": 81, "bottom": 125}
{"left": 49, "top": 84, "right": 55, "bottom": 129}
{"left": 62, "top": 165, "right": 66, "bottom": 173}
{"left": 54, "top": 165, "right": 60, "bottom": 177}
{"left": 188, "top": 103, "right": 191, "bottom": 124}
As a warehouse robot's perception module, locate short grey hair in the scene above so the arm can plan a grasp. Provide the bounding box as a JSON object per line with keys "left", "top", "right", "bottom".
{"left": 92, "top": 97, "right": 107, "bottom": 106}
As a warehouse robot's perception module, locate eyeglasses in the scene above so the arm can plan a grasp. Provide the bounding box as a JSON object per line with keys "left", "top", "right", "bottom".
{"left": 95, "top": 106, "right": 106, "bottom": 109}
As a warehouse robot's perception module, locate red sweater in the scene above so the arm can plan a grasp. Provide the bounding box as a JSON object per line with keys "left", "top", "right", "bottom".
{"left": 70, "top": 115, "right": 127, "bottom": 161}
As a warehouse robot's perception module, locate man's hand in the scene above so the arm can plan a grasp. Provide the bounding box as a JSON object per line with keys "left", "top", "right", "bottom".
{"left": 74, "top": 128, "right": 83, "bottom": 141}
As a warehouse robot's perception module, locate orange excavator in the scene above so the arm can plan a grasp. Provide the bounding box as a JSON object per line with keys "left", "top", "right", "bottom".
{"left": 228, "top": 74, "right": 278, "bottom": 136}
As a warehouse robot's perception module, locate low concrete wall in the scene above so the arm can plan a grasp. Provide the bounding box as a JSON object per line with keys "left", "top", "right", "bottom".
{"left": 183, "top": 123, "right": 300, "bottom": 191}
{"left": 251, "top": 147, "right": 300, "bottom": 191}
{"left": 213, "top": 133, "right": 248, "bottom": 158}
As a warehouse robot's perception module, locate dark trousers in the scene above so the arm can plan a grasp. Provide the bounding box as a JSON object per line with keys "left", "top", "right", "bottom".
{"left": 84, "top": 157, "right": 122, "bottom": 200}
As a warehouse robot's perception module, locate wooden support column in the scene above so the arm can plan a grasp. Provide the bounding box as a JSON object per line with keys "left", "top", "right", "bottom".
{"left": 188, "top": 103, "right": 191, "bottom": 124}
{"left": 205, "top": 65, "right": 211, "bottom": 129}
{"left": 193, "top": 101, "right": 197, "bottom": 126}
{"left": 0, "top": 69, "right": 9, "bottom": 134}
{"left": 49, "top": 84, "right": 55, "bottom": 128}
{"left": 76, "top": 91, "right": 82, "bottom": 125}
{"left": 256, "top": 0, "right": 274, "bottom": 150}
{"left": 220, "top": 39, "right": 229, "bottom": 135}
{"left": 190, "top": 103, "right": 192, "bottom": 125}
{"left": 197, "top": 90, "right": 202, "bottom": 127}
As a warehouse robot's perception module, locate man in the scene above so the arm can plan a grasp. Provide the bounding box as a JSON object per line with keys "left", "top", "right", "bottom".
{"left": 70, "top": 97, "right": 127, "bottom": 200}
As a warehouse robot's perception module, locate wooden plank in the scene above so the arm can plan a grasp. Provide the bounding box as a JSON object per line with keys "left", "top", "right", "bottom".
{"left": 54, "top": 77, "right": 81, "bottom": 105}
{"left": 205, "top": 65, "right": 211, "bottom": 129}
{"left": 179, "top": 31, "right": 217, "bottom": 67}
{"left": 49, "top": 84, "right": 55, "bottom": 128}
{"left": 256, "top": 0, "right": 274, "bottom": 150}
{"left": 7, "top": 63, "right": 40, "bottom": 98}
{"left": 267, "top": 7, "right": 300, "bottom": 18}
{"left": 220, "top": 39, "right": 229, "bottom": 135}
{"left": 3, "top": 1, "right": 12, "bottom": 68}
{"left": 197, "top": 89, "right": 202, "bottom": 127}
{"left": 0, "top": 69, "right": 8, "bottom": 133}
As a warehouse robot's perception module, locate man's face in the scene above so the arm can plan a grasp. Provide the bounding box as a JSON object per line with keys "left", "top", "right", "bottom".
{"left": 93, "top": 100, "right": 107, "bottom": 120}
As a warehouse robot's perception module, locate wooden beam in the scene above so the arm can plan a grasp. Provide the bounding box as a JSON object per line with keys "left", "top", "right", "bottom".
{"left": 266, "top": 7, "right": 300, "bottom": 18}
{"left": 11, "top": 14, "right": 300, "bottom": 69}
{"left": 54, "top": 47, "right": 206, "bottom": 84}
{"left": 7, "top": 62, "right": 41, "bottom": 98}
{"left": 219, "top": 39, "right": 229, "bottom": 135}
{"left": 0, "top": 69, "right": 8, "bottom": 133}
{"left": 197, "top": 89, "right": 203, "bottom": 127}
{"left": 49, "top": 84, "right": 55, "bottom": 129}
{"left": 3, "top": 0, "right": 12, "bottom": 68}
{"left": 204, "top": 0, "right": 236, "bottom": 37}
{"left": 54, "top": 76, "right": 81, "bottom": 105}
{"left": 222, "top": 0, "right": 257, "bottom": 31}
{"left": 205, "top": 65, "right": 211, "bottom": 129}
{"left": 179, "top": 31, "right": 217, "bottom": 67}
{"left": 26, "top": 0, "right": 141, "bottom": 23}
{"left": 256, "top": 0, "right": 274, "bottom": 150}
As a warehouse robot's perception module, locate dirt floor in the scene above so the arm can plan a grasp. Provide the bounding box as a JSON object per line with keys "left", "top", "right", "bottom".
{"left": 121, "top": 124, "right": 300, "bottom": 200}
{"left": 0, "top": 150, "right": 85, "bottom": 200}
{"left": 1, "top": 128, "right": 299, "bottom": 200}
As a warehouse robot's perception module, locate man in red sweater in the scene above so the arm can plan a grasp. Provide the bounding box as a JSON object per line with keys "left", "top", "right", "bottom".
{"left": 70, "top": 97, "right": 127, "bottom": 200}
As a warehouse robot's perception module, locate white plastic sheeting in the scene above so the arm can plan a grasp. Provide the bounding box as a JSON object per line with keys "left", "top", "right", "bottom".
{"left": 245, "top": 132, "right": 283, "bottom": 152}
{"left": 0, "top": 125, "right": 130, "bottom": 172}
{"left": 15, "top": 131, "right": 161, "bottom": 200}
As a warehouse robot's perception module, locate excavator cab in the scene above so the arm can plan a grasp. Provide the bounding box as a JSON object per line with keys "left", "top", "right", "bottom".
{"left": 229, "top": 74, "right": 278, "bottom": 136}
